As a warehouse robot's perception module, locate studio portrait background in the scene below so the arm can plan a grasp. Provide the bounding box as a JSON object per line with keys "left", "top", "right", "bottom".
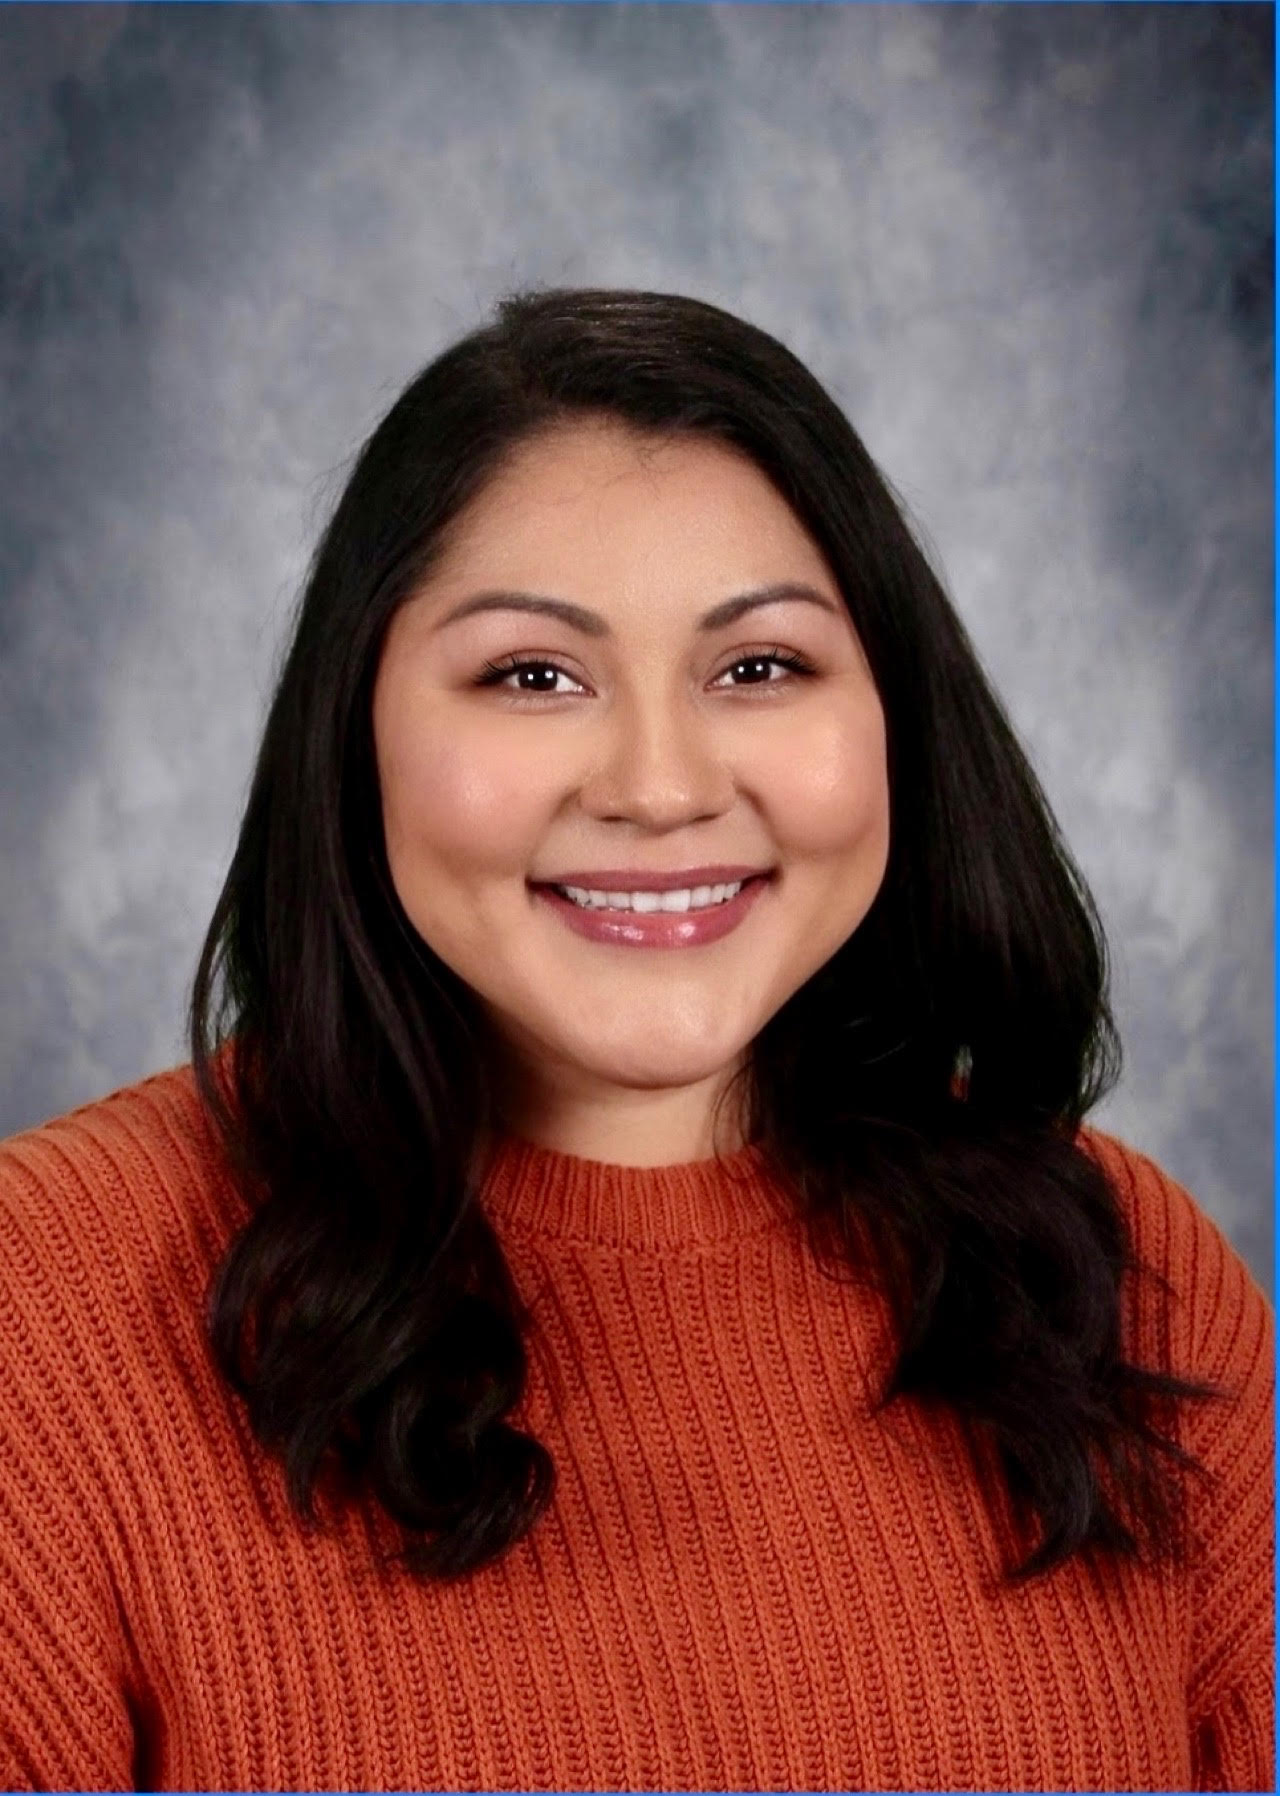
{"left": 0, "top": 3, "right": 1271, "bottom": 1292}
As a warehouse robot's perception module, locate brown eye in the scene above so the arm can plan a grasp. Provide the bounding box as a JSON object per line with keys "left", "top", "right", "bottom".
{"left": 714, "top": 650, "right": 817, "bottom": 688}
{"left": 473, "top": 648, "right": 817, "bottom": 701}
{"left": 475, "top": 657, "right": 585, "bottom": 696}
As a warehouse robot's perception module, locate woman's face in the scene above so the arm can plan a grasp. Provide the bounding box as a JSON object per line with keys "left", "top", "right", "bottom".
{"left": 372, "top": 418, "right": 890, "bottom": 1163}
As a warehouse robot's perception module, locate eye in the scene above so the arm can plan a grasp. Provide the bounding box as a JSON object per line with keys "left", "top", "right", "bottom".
{"left": 472, "top": 647, "right": 818, "bottom": 701}
{"left": 711, "top": 649, "right": 817, "bottom": 689}
{"left": 475, "top": 656, "right": 587, "bottom": 697}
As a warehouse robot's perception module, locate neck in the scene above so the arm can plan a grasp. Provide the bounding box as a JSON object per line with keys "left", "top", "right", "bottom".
{"left": 480, "top": 1071, "right": 755, "bottom": 1171}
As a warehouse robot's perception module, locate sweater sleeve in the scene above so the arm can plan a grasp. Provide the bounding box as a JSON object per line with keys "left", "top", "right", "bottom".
{"left": 0, "top": 1143, "right": 139, "bottom": 1792}
{"left": 1134, "top": 1151, "right": 1275, "bottom": 1794}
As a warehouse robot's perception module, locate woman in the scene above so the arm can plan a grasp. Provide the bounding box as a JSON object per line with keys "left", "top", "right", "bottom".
{"left": 0, "top": 288, "right": 1271, "bottom": 1793}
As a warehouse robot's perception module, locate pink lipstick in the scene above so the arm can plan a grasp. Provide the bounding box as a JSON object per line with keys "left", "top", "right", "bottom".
{"left": 530, "top": 872, "right": 773, "bottom": 949}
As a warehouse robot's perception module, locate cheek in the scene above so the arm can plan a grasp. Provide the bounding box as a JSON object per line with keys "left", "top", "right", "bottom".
{"left": 376, "top": 711, "right": 549, "bottom": 883}
{"left": 763, "top": 700, "right": 890, "bottom": 857}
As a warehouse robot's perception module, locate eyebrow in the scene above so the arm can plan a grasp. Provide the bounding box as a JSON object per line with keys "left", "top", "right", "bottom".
{"left": 432, "top": 581, "right": 844, "bottom": 637}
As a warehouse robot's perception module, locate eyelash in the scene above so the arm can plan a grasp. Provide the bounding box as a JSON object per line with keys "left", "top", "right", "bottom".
{"left": 474, "top": 647, "right": 818, "bottom": 700}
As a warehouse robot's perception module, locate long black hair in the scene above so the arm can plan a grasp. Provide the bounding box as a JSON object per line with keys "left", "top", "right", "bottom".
{"left": 189, "top": 287, "right": 1222, "bottom": 1586}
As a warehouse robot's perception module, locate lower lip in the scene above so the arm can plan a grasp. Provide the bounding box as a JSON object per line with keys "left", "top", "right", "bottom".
{"left": 530, "top": 876, "right": 772, "bottom": 948}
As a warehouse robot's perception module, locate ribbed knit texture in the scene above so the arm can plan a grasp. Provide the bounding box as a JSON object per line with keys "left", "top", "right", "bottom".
{"left": 0, "top": 1062, "right": 1272, "bottom": 1793}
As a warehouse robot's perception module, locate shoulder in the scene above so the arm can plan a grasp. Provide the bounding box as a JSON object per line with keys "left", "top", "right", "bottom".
{"left": 1075, "top": 1123, "right": 1273, "bottom": 1396}
{"left": 1076, "top": 1123, "right": 1234, "bottom": 1264}
{"left": 0, "top": 1060, "right": 246, "bottom": 1310}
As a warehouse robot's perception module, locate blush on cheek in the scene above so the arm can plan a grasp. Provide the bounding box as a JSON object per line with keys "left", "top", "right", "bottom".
{"left": 380, "top": 724, "right": 547, "bottom": 889}
{"left": 767, "top": 708, "right": 890, "bottom": 858}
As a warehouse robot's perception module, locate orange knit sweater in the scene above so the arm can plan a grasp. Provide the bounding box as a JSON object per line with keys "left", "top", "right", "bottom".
{"left": 0, "top": 1062, "right": 1272, "bottom": 1793}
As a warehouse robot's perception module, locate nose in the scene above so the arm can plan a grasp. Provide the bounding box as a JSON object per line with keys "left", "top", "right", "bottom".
{"left": 577, "top": 685, "right": 737, "bottom": 829}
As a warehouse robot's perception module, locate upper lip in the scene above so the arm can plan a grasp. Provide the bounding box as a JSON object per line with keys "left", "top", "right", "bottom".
{"left": 532, "top": 865, "right": 774, "bottom": 893}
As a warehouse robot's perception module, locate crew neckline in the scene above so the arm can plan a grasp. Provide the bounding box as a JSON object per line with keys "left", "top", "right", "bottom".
{"left": 476, "top": 1130, "right": 796, "bottom": 1249}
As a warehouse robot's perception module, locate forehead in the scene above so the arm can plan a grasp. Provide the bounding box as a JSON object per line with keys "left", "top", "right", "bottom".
{"left": 429, "top": 419, "right": 830, "bottom": 578}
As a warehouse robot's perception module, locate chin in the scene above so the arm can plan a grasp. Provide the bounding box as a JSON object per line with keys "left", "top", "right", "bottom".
{"left": 572, "top": 1037, "right": 751, "bottom": 1088}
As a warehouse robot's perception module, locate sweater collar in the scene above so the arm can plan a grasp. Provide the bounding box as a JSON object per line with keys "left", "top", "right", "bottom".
{"left": 476, "top": 1131, "right": 795, "bottom": 1250}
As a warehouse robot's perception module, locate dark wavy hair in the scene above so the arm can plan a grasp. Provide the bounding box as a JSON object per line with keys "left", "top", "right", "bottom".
{"left": 189, "top": 286, "right": 1222, "bottom": 1587}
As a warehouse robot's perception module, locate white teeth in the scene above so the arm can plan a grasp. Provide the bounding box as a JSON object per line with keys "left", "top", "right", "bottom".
{"left": 558, "top": 880, "right": 747, "bottom": 912}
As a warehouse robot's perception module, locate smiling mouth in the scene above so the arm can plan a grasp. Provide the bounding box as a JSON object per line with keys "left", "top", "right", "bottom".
{"left": 529, "top": 871, "right": 773, "bottom": 904}
{"left": 547, "top": 874, "right": 766, "bottom": 911}
{"left": 526, "top": 870, "right": 774, "bottom": 949}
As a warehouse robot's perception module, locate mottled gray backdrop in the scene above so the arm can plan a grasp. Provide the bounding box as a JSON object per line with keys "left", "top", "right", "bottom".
{"left": 1, "top": 4, "right": 1272, "bottom": 1290}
